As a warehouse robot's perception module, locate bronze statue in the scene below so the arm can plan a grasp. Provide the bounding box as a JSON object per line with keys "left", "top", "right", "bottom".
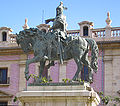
{"left": 16, "top": 2, "right": 99, "bottom": 83}
{"left": 45, "top": 1, "right": 68, "bottom": 64}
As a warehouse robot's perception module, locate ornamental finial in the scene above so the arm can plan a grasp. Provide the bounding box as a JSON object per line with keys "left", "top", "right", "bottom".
{"left": 105, "top": 12, "right": 112, "bottom": 27}
{"left": 22, "top": 18, "right": 29, "bottom": 29}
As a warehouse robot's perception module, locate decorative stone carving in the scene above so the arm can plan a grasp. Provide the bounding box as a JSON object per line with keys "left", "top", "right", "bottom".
{"left": 105, "top": 12, "right": 112, "bottom": 27}
{"left": 22, "top": 18, "right": 29, "bottom": 29}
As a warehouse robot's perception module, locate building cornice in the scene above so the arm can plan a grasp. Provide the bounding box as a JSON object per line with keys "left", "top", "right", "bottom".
{"left": 78, "top": 21, "right": 93, "bottom": 26}
{"left": 0, "top": 27, "right": 13, "bottom": 32}
{"left": 0, "top": 41, "right": 120, "bottom": 55}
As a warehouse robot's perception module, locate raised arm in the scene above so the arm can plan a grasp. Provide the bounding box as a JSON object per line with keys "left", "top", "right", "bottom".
{"left": 45, "top": 18, "right": 55, "bottom": 24}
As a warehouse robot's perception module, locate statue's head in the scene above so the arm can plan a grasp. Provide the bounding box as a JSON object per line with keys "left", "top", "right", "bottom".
{"left": 60, "top": 1, "right": 63, "bottom": 6}
{"left": 56, "top": 2, "right": 63, "bottom": 16}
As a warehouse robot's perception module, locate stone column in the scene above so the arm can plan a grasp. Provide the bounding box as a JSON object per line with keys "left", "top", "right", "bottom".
{"left": 111, "top": 52, "right": 120, "bottom": 96}
{"left": 59, "top": 62, "right": 67, "bottom": 82}
{"left": 104, "top": 55, "right": 113, "bottom": 96}
{"left": 19, "top": 54, "right": 27, "bottom": 91}
{"left": 7, "top": 31, "right": 11, "bottom": 43}
{"left": 105, "top": 26, "right": 112, "bottom": 37}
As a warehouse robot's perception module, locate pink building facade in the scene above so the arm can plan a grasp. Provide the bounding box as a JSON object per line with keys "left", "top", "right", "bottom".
{"left": 0, "top": 51, "right": 104, "bottom": 105}
{"left": 1, "top": 12, "right": 120, "bottom": 105}
{"left": 0, "top": 55, "right": 20, "bottom": 105}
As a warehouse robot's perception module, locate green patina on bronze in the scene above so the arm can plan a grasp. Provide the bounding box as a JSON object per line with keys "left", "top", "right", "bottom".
{"left": 16, "top": 2, "right": 99, "bottom": 83}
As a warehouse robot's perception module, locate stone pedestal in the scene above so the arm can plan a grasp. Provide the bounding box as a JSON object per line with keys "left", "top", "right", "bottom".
{"left": 17, "top": 83, "right": 100, "bottom": 106}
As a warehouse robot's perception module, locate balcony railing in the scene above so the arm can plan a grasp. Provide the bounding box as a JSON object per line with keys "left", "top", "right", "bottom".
{"left": 10, "top": 34, "right": 16, "bottom": 43}
{"left": 8, "top": 27, "right": 120, "bottom": 44}
{"left": 111, "top": 27, "right": 120, "bottom": 37}
{"left": 67, "top": 30, "right": 80, "bottom": 36}
{"left": 92, "top": 28, "right": 105, "bottom": 37}
{"left": 92, "top": 27, "right": 120, "bottom": 38}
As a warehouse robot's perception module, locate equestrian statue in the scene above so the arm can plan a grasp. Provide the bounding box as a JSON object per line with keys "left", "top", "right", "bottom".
{"left": 16, "top": 2, "right": 99, "bottom": 83}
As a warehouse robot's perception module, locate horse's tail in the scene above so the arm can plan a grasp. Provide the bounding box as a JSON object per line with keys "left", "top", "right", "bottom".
{"left": 85, "top": 38, "right": 99, "bottom": 72}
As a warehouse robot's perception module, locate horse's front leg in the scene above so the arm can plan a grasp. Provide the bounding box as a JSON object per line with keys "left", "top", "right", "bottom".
{"left": 33, "top": 60, "right": 46, "bottom": 84}
{"left": 25, "top": 56, "right": 42, "bottom": 81}
{"left": 25, "top": 59, "right": 31, "bottom": 81}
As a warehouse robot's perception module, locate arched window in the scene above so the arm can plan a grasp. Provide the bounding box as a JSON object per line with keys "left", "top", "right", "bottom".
{"left": 83, "top": 26, "right": 88, "bottom": 36}
{"left": 2, "top": 32, "right": 7, "bottom": 41}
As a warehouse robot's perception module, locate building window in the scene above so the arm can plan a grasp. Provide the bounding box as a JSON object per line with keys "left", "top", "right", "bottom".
{"left": 81, "top": 65, "right": 88, "bottom": 81}
{"left": 2, "top": 32, "right": 7, "bottom": 41}
{"left": 0, "top": 102, "right": 8, "bottom": 105}
{"left": 0, "top": 68, "right": 8, "bottom": 84}
{"left": 83, "top": 26, "right": 88, "bottom": 36}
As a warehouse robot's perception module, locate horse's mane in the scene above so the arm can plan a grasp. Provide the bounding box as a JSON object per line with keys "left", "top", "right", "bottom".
{"left": 16, "top": 28, "right": 45, "bottom": 43}
{"left": 20, "top": 28, "right": 44, "bottom": 37}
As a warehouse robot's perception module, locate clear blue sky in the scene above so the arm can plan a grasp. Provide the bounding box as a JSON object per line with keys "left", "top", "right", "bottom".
{"left": 0, "top": 0, "right": 120, "bottom": 33}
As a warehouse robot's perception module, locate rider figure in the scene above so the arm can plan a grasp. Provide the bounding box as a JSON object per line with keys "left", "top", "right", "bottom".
{"left": 45, "top": 1, "right": 68, "bottom": 64}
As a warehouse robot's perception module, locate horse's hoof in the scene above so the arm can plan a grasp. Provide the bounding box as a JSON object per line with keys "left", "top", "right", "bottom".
{"left": 72, "top": 77, "right": 78, "bottom": 81}
{"left": 94, "top": 70, "right": 97, "bottom": 73}
{"left": 25, "top": 75, "right": 30, "bottom": 81}
{"left": 90, "top": 81, "right": 93, "bottom": 84}
{"left": 89, "top": 79, "right": 93, "bottom": 84}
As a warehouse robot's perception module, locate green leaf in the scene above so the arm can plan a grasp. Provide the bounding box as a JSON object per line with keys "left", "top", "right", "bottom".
{"left": 13, "top": 96, "right": 17, "bottom": 102}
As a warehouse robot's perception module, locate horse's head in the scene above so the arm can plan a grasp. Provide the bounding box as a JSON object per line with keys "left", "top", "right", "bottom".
{"left": 16, "top": 28, "right": 46, "bottom": 54}
{"left": 16, "top": 30, "right": 32, "bottom": 54}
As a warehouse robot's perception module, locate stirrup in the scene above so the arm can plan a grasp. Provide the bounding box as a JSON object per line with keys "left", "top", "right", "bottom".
{"left": 44, "top": 56, "right": 48, "bottom": 60}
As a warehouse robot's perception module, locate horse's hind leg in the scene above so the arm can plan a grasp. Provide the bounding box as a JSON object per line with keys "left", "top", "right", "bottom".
{"left": 81, "top": 51, "right": 93, "bottom": 82}
{"left": 72, "top": 48, "right": 86, "bottom": 81}
{"left": 72, "top": 58, "right": 83, "bottom": 81}
{"left": 81, "top": 51, "right": 92, "bottom": 69}
{"left": 39, "top": 60, "right": 46, "bottom": 78}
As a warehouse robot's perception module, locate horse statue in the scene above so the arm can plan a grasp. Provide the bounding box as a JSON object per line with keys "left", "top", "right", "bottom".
{"left": 16, "top": 28, "right": 99, "bottom": 83}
